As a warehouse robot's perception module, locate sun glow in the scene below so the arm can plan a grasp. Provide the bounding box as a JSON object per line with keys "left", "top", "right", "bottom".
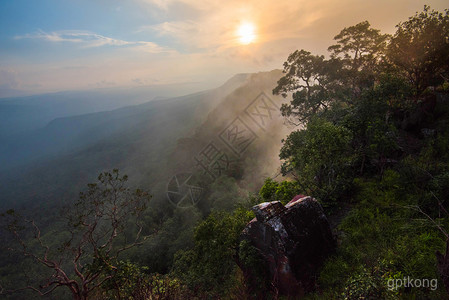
{"left": 237, "top": 22, "right": 256, "bottom": 45}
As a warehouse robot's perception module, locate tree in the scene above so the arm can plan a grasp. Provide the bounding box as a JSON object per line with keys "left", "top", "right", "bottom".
{"left": 0, "top": 169, "right": 152, "bottom": 300}
{"left": 273, "top": 22, "right": 387, "bottom": 125}
{"left": 259, "top": 178, "right": 301, "bottom": 205}
{"left": 388, "top": 6, "right": 449, "bottom": 94}
{"left": 328, "top": 21, "right": 389, "bottom": 97}
{"left": 172, "top": 207, "right": 254, "bottom": 297}
{"left": 328, "top": 21, "right": 388, "bottom": 71}
{"left": 279, "top": 117, "right": 353, "bottom": 202}
{"left": 208, "top": 175, "right": 245, "bottom": 211}
{"left": 273, "top": 50, "right": 341, "bottom": 124}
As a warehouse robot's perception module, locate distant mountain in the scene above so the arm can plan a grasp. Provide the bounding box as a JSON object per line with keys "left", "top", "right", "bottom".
{"left": 0, "top": 73, "right": 252, "bottom": 210}
{"left": 0, "top": 87, "right": 36, "bottom": 98}
{"left": 0, "top": 82, "right": 222, "bottom": 139}
{"left": 0, "top": 89, "right": 144, "bottom": 139}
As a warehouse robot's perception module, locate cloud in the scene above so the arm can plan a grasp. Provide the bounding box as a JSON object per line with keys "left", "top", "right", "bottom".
{"left": 95, "top": 80, "right": 116, "bottom": 87}
{"left": 16, "top": 30, "right": 89, "bottom": 44}
{"left": 8, "top": 0, "right": 446, "bottom": 95}
{"left": 138, "top": 0, "right": 328, "bottom": 53}
{"left": 138, "top": 0, "right": 440, "bottom": 57}
{"left": 15, "top": 30, "right": 172, "bottom": 53}
{"left": 131, "top": 41, "right": 176, "bottom": 54}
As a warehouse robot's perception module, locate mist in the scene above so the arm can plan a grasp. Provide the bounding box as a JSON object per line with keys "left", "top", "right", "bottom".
{"left": 0, "top": 71, "right": 291, "bottom": 214}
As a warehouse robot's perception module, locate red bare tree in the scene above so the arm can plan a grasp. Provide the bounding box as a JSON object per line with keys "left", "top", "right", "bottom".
{"left": 1, "top": 169, "right": 152, "bottom": 300}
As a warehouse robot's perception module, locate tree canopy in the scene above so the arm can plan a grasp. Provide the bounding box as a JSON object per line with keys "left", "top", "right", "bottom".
{"left": 388, "top": 6, "right": 449, "bottom": 94}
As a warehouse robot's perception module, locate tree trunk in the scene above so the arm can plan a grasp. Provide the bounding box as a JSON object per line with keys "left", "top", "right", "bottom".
{"left": 72, "top": 291, "right": 88, "bottom": 300}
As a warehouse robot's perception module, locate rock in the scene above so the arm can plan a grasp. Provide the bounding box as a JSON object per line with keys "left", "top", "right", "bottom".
{"left": 238, "top": 196, "right": 335, "bottom": 297}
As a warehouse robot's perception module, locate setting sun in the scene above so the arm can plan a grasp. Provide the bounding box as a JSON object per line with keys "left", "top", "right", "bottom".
{"left": 237, "top": 22, "right": 256, "bottom": 45}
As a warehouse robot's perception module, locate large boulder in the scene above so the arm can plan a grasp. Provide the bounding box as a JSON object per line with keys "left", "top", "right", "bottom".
{"left": 238, "top": 196, "right": 335, "bottom": 296}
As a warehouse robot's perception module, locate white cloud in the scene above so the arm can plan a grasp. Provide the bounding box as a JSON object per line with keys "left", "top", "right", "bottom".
{"left": 15, "top": 30, "right": 172, "bottom": 53}
{"left": 131, "top": 41, "right": 176, "bottom": 54}
{"left": 16, "top": 30, "right": 87, "bottom": 43}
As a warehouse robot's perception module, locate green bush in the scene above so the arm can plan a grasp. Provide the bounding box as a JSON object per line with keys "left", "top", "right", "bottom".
{"left": 259, "top": 178, "right": 301, "bottom": 204}
{"left": 279, "top": 117, "right": 354, "bottom": 203}
{"left": 171, "top": 208, "right": 254, "bottom": 297}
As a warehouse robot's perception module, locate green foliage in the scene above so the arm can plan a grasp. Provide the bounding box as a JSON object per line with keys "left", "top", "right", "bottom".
{"left": 273, "top": 6, "right": 449, "bottom": 208}
{"left": 329, "top": 21, "right": 389, "bottom": 94}
{"left": 237, "top": 239, "right": 270, "bottom": 297}
{"left": 172, "top": 208, "right": 254, "bottom": 297}
{"left": 145, "top": 273, "right": 190, "bottom": 299}
{"left": 328, "top": 20, "right": 388, "bottom": 67}
{"left": 259, "top": 178, "right": 279, "bottom": 201}
{"left": 342, "top": 92, "right": 400, "bottom": 176}
{"left": 100, "top": 260, "right": 147, "bottom": 299}
{"left": 259, "top": 178, "right": 301, "bottom": 204}
{"left": 372, "top": 73, "right": 414, "bottom": 108}
{"left": 208, "top": 175, "right": 246, "bottom": 211}
{"left": 94, "top": 260, "right": 191, "bottom": 299}
{"left": 316, "top": 175, "right": 447, "bottom": 299}
{"left": 274, "top": 20, "right": 389, "bottom": 126}
{"left": 388, "top": 6, "right": 449, "bottom": 94}
{"left": 273, "top": 49, "right": 335, "bottom": 123}
{"left": 275, "top": 181, "right": 301, "bottom": 204}
{"left": 340, "top": 266, "right": 391, "bottom": 300}
{"left": 280, "top": 117, "right": 353, "bottom": 203}
{"left": 129, "top": 206, "right": 201, "bottom": 275}
{"left": 238, "top": 240, "right": 263, "bottom": 272}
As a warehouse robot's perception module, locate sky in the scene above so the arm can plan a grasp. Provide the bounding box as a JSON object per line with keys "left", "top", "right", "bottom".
{"left": 0, "top": 0, "right": 448, "bottom": 97}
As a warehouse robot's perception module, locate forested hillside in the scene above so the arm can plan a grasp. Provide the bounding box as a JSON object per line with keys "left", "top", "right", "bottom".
{"left": 0, "top": 73, "right": 250, "bottom": 211}
{"left": 1, "top": 5, "right": 449, "bottom": 299}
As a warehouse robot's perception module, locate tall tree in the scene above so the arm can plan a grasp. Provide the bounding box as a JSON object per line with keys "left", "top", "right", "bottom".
{"left": 328, "top": 21, "right": 389, "bottom": 97}
{"left": 273, "top": 50, "right": 341, "bottom": 124}
{"left": 388, "top": 6, "right": 449, "bottom": 94}
{"left": 279, "top": 117, "right": 352, "bottom": 202}
{"left": 1, "top": 170, "right": 152, "bottom": 300}
{"left": 273, "top": 22, "right": 387, "bottom": 125}
{"left": 328, "top": 21, "right": 388, "bottom": 71}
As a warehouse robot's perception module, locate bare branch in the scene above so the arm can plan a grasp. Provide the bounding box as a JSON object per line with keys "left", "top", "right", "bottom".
{"left": 1, "top": 170, "right": 152, "bottom": 299}
{"left": 403, "top": 204, "right": 449, "bottom": 239}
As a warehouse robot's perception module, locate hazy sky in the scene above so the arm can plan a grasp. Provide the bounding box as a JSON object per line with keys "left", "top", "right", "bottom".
{"left": 0, "top": 0, "right": 447, "bottom": 96}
